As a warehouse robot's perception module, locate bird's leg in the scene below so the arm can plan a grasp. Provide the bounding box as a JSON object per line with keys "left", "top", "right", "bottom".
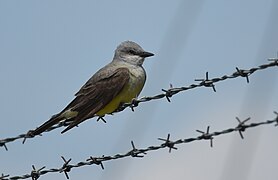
{"left": 129, "top": 97, "right": 139, "bottom": 112}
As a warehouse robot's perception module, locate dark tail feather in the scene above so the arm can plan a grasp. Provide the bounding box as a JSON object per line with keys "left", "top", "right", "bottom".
{"left": 32, "top": 114, "right": 63, "bottom": 136}
{"left": 61, "top": 124, "right": 74, "bottom": 134}
{"left": 61, "top": 118, "right": 81, "bottom": 134}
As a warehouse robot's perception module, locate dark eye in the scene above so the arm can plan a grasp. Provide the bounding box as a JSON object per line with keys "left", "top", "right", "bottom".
{"left": 128, "top": 49, "right": 136, "bottom": 54}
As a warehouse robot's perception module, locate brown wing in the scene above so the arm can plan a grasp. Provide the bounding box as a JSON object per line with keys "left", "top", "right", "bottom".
{"left": 60, "top": 67, "right": 130, "bottom": 133}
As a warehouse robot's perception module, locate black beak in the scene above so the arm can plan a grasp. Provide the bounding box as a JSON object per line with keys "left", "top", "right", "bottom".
{"left": 139, "top": 51, "right": 154, "bottom": 58}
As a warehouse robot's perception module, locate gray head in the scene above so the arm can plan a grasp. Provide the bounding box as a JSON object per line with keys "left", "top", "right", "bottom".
{"left": 113, "top": 41, "right": 154, "bottom": 66}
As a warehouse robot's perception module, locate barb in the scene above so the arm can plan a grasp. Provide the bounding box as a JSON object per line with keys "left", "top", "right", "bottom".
{"left": 0, "top": 58, "right": 277, "bottom": 149}
{"left": 196, "top": 126, "right": 214, "bottom": 147}
{"left": 2, "top": 111, "right": 278, "bottom": 180}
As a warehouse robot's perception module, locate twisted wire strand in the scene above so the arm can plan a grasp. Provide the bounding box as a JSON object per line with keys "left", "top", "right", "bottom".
{"left": 1, "top": 111, "right": 277, "bottom": 180}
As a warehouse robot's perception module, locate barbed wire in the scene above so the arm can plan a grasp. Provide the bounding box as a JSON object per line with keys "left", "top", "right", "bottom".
{"left": 1, "top": 111, "right": 277, "bottom": 180}
{"left": 0, "top": 58, "right": 277, "bottom": 150}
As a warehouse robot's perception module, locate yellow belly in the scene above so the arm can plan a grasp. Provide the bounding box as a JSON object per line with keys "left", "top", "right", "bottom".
{"left": 96, "top": 78, "right": 144, "bottom": 116}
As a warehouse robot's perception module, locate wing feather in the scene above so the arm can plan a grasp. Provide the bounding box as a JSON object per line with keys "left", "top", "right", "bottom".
{"left": 61, "top": 67, "right": 130, "bottom": 133}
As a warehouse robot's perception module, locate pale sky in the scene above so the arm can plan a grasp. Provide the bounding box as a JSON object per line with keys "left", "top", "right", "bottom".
{"left": 0, "top": 0, "right": 278, "bottom": 180}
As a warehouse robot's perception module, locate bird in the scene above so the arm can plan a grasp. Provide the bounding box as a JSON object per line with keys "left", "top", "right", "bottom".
{"left": 32, "top": 41, "right": 154, "bottom": 135}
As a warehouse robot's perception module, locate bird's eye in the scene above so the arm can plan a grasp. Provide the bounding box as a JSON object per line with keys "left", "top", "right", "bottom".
{"left": 128, "top": 49, "right": 136, "bottom": 54}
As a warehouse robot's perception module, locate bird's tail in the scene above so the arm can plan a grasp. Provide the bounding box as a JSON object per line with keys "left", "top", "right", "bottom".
{"left": 32, "top": 114, "right": 63, "bottom": 136}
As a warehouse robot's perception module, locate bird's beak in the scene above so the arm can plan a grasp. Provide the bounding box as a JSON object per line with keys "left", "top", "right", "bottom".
{"left": 139, "top": 51, "right": 154, "bottom": 58}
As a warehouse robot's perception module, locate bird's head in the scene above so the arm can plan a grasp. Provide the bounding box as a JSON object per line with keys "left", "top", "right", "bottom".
{"left": 113, "top": 41, "right": 154, "bottom": 66}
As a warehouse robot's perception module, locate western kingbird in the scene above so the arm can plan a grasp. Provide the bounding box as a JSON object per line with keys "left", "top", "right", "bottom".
{"left": 32, "top": 41, "right": 154, "bottom": 135}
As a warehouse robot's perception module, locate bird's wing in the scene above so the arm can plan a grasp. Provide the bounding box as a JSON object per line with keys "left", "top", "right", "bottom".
{"left": 60, "top": 67, "right": 130, "bottom": 133}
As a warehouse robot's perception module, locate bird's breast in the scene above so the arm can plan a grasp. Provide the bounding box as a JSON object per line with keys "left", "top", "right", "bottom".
{"left": 127, "top": 67, "right": 146, "bottom": 93}
{"left": 96, "top": 66, "right": 146, "bottom": 116}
